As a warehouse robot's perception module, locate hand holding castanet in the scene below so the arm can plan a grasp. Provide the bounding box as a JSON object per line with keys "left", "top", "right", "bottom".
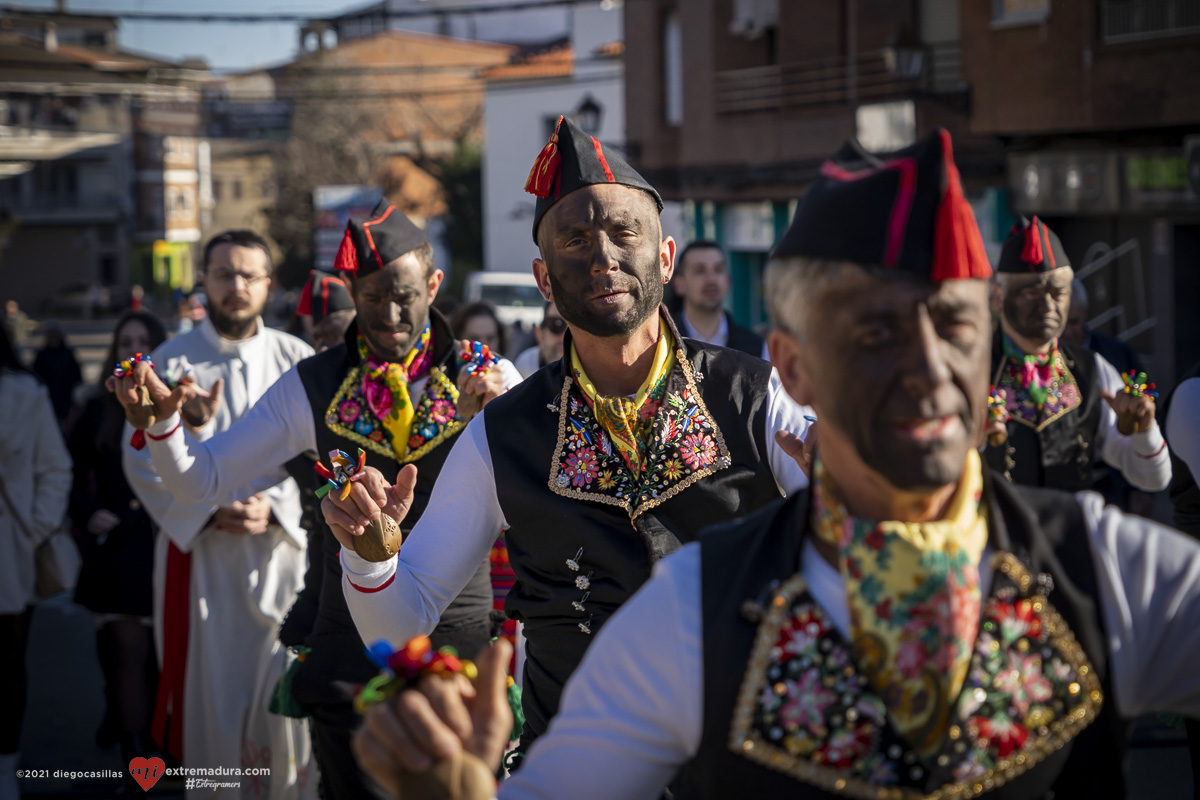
{"left": 316, "top": 450, "right": 408, "bottom": 560}
{"left": 1103, "top": 370, "right": 1158, "bottom": 437}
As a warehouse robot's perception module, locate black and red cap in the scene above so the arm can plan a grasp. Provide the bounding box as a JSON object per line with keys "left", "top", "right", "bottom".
{"left": 332, "top": 199, "right": 429, "bottom": 278}
{"left": 997, "top": 215, "right": 1070, "bottom": 273}
{"left": 524, "top": 115, "right": 663, "bottom": 243}
{"left": 770, "top": 129, "right": 992, "bottom": 282}
{"left": 297, "top": 270, "right": 354, "bottom": 324}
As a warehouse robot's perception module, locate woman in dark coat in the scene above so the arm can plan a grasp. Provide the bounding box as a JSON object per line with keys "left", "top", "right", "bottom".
{"left": 65, "top": 310, "right": 166, "bottom": 771}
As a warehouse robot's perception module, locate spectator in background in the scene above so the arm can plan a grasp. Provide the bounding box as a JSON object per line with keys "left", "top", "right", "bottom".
{"left": 296, "top": 270, "right": 356, "bottom": 353}
{"left": 3, "top": 300, "right": 29, "bottom": 356}
{"left": 0, "top": 324, "right": 73, "bottom": 800}
{"left": 1063, "top": 279, "right": 1143, "bottom": 375}
{"left": 670, "top": 240, "right": 768, "bottom": 359}
{"left": 514, "top": 300, "right": 566, "bottom": 378}
{"left": 32, "top": 322, "right": 82, "bottom": 423}
{"left": 130, "top": 285, "right": 144, "bottom": 313}
{"left": 452, "top": 301, "right": 508, "bottom": 358}
{"left": 65, "top": 311, "right": 166, "bottom": 792}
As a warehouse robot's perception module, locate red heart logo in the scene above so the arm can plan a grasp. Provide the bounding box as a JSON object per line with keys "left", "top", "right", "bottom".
{"left": 128, "top": 756, "right": 166, "bottom": 792}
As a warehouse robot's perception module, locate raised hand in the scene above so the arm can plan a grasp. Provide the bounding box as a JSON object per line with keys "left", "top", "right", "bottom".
{"left": 181, "top": 377, "right": 224, "bottom": 430}
{"left": 776, "top": 422, "right": 817, "bottom": 478}
{"left": 351, "top": 639, "right": 514, "bottom": 798}
{"left": 1101, "top": 390, "right": 1156, "bottom": 436}
{"left": 321, "top": 464, "right": 418, "bottom": 552}
{"left": 105, "top": 359, "right": 190, "bottom": 428}
{"left": 455, "top": 339, "right": 506, "bottom": 419}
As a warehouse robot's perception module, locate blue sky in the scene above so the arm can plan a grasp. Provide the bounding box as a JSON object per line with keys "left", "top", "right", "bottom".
{"left": 15, "top": 0, "right": 363, "bottom": 71}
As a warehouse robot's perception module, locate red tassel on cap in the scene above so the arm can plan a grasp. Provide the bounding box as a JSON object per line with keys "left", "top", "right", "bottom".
{"left": 296, "top": 277, "right": 314, "bottom": 316}
{"left": 1021, "top": 216, "right": 1044, "bottom": 269}
{"left": 524, "top": 115, "right": 563, "bottom": 198}
{"left": 931, "top": 130, "right": 992, "bottom": 282}
{"left": 333, "top": 228, "right": 358, "bottom": 275}
{"left": 130, "top": 429, "right": 146, "bottom": 451}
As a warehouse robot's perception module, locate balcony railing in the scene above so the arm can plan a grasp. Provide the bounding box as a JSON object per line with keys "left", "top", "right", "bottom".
{"left": 714, "top": 43, "right": 964, "bottom": 115}
{"left": 1101, "top": 0, "right": 1200, "bottom": 43}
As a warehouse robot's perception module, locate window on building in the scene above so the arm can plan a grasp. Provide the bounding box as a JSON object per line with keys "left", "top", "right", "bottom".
{"left": 232, "top": 180, "right": 243, "bottom": 200}
{"left": 212, "top": 179, "right": 222, "bottom": 200}
{"left": 1100, "top": 0, "right": 1200, "bottom": 42}
{"left": 991, "top": 0, "right": 1051, "bottom": 25}
{"left": 663, "top": 10, "right": 684, "bottom": 126}
{"left": 260, "top": 178, "right": 273, "bottom": 199}
{"left": 100, "top": 255, "right": 116, "bottom": 283}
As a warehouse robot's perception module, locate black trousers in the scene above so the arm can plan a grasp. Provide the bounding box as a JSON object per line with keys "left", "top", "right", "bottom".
{"left": 310, "top": 703, "right": 391, "bottom": 800}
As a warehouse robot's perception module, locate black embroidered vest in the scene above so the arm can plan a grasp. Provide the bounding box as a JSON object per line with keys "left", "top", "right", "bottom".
{"left": 677, "top": 473, "right": 1127, "bottom": 800}
{"left": 289, "top": 311, "right": 494, "bottom": 710}
{"left": 1166, "top": 361, "right": 1200, "bottom": 538}
{"left": 985, "top": 335, "right": 1102, "bottom": 492}
{"left": 484, "top": 323, "right": 782, "bottom": 741}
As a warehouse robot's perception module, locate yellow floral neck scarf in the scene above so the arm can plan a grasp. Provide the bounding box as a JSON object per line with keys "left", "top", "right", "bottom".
{"left": 569, "top": 322, "right": 676, "bottom": 474}
{"left": 811, "top": 450, "right": 987, "bottom": 759}
{"left": 357, "top": 323, "right": 436, "bottom": 459}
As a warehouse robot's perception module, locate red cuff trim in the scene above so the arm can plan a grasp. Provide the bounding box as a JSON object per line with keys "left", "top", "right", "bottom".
{"left": 147, "top": 420, "right": 183, "bottom": 441}
{"left": 345, "top": 568, "right": 396, "bottom": 594}
{"left": 1135, "top": 440, "right": 1167, "bottom": 459}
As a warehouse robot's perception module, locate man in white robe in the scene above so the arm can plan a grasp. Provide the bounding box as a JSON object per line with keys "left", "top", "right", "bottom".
{"left": 123, "top": 231, "right": 316, "bottom": 800}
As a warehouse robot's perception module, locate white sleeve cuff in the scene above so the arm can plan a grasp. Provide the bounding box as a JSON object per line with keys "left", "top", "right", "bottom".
{"left": 147, "top": 411, "right": 182, "bottom": 437}
{"left": 340, "top": 546, "right": 398, "bottom": 587}
{"left": 1130, "top": 424, "right": 1166, "bottom": 456}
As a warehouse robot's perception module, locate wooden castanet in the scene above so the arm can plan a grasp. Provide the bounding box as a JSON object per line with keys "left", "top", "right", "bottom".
{"left": 124, "top": 385, "right": 158, "bottom": 430}
{"left": 355, "top": 511, "right": 403, "bottom": 562}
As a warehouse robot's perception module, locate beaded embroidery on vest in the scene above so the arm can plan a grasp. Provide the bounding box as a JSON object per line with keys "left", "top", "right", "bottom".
{"left": 728, "top": 552, "right": 1102, "bottom": 798}
{"left": 324, "top": 366, "right": 465, "bottom": 464}
{"left": 547, "top": 346, "right": 732, "bottom": 522}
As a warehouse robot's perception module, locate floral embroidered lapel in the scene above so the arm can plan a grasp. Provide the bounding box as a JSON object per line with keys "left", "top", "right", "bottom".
{"left": 322, "top": 314, "right": 467, "bottom": 464}
{"left": 729, "top": 552, "right": 1102, "bottom": 799}
{"left": 547, "top": 336, "right": 733, "bottom": 522}
{"left": 992, "top": 347, "right": 1082, "bottom": 433}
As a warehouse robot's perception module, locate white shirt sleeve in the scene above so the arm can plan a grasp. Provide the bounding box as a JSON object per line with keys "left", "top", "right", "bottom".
{"left": 763, "top": 368, "right": 813, "bottom": 496}
{"left": 123, "top": 422, "right": 218, "bottom": 552}
{"left": 141, "top": 367, "right": 317, "bottom": 507}
{"left": 1165, "top": 377, "right": 1200, "bottom": 479}
{"left": 1092, "top": 354, "right": 1171, "bottom": 491}
{"left": 495, "top": 357, "right": 524, "bottom": 391}
{"left": 1081, "top": 492, "right": 1200, "bottom": 718}
{"left": 500, "top": 544, "right": 703, "bottom": 800}
{"left": 340, "top": 411, "right": 509, "bottom": 648}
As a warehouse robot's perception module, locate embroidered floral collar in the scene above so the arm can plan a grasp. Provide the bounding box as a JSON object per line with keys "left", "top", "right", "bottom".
{"left": 547, "top": 315, "right": 732, "bottom": 521}
{"left": 729, "top": 552, "right": 1102, "bottom": 798}
{"left": 324, "top": 321, "right": 466, "bottom": 463}
{"left": 993, "top": 335, "right": 1081, "bottom": 431}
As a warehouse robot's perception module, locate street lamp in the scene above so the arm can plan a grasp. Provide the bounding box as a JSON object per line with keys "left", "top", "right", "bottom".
{"left": 574, "top": 96, "right": 603, "bottom": 135}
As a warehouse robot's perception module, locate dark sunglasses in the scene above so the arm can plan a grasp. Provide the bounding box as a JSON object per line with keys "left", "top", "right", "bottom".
{"left": 542, "top": 317, "right": 567, "bottom": 334}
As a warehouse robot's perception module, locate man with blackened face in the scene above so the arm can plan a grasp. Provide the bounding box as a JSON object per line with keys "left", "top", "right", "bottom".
{"left": 348, "top": 129, "right": 1200, "bottom": 800}
{"left": 319, "top": 114, "right": 815, "bottom": 760}
{"left": 109, "top": 205, "right": 522, "bottom": 800}
{"left": 984, "top": 216, "right": 1170, "bottom": 494}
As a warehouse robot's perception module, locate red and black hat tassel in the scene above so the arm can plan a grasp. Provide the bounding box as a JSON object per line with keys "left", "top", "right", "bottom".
{"left": 524, "top": 115, "right": 563, "bottom": 198}
{"left": 333, "top": 228, "right": 358, "bottom": 276}
{"left": 931, "top": 130, "right": 992, "bottom": 282}
{"left": 1021, "top": 216, "right": 1044, "bottom": 269}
